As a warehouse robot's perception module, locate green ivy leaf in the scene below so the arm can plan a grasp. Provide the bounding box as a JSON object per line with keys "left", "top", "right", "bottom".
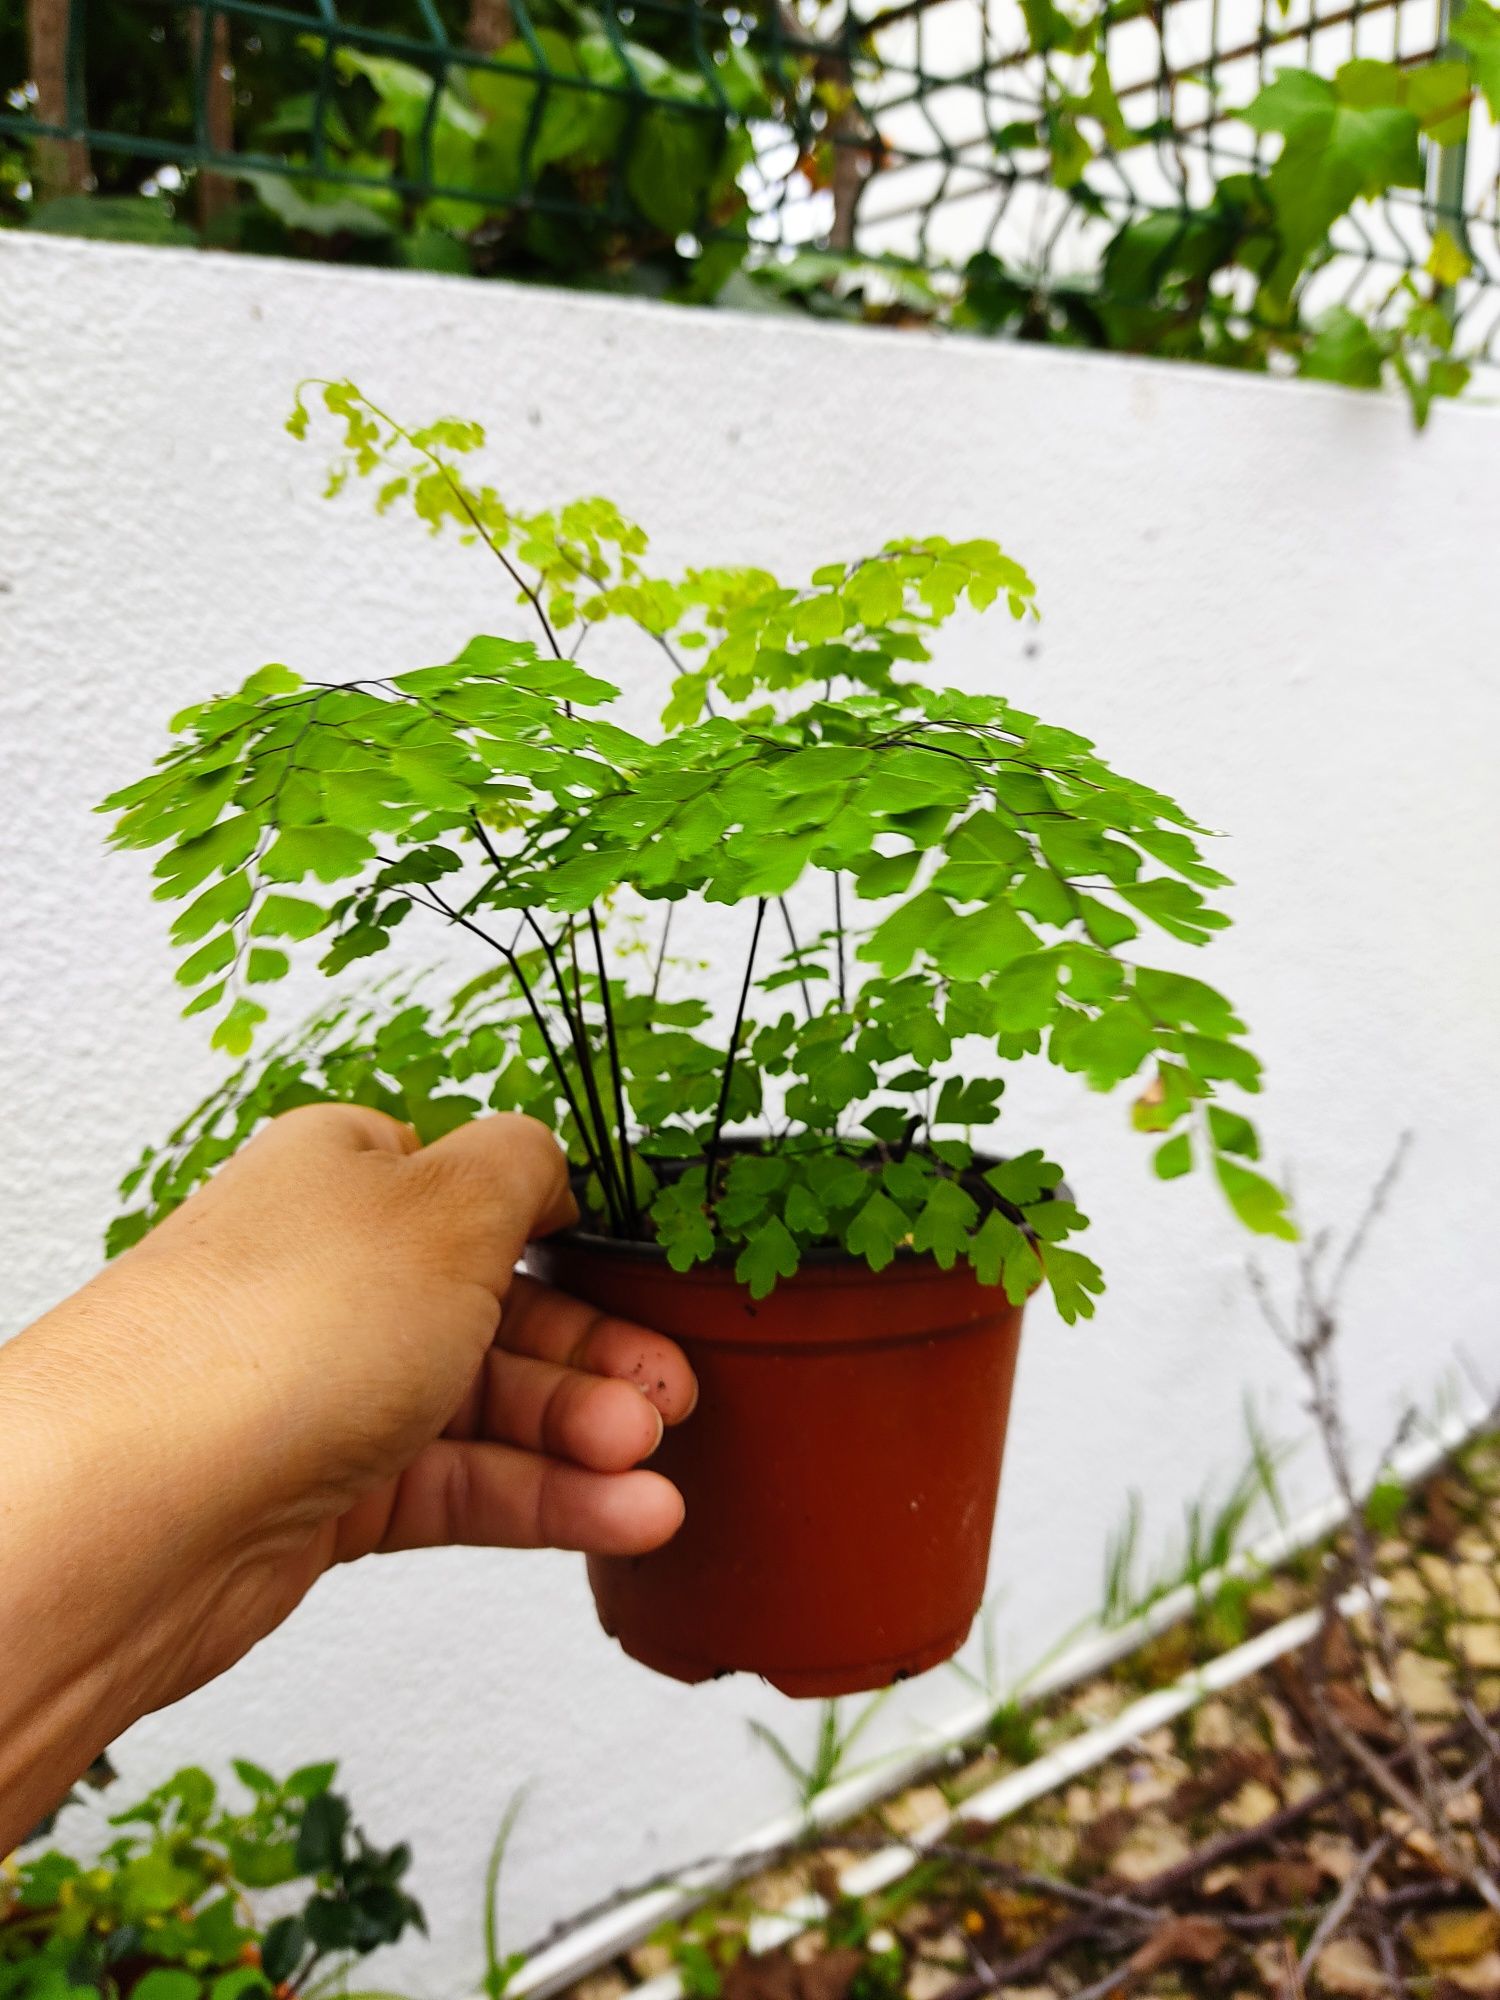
{"left": 1305, "top": 308, "right": 1388, "bottom": 390}
{"left": 294, "top": 1790, "right": 350, "bottom": 1874}
{"left": 626, "top": 109, "right": 715, "bottom": 235}
{"left": 232, "top": 1759, "right": 277, "bottom": 1794}
{"left": 284, "top": 1760, "right": 338, "bottom": 1808}
{"left": 1245, "top": 64, "right": 1421, "bottom": 299}
{"left": 209, "top": 1973, "right": 270, "bottom": 2000}
{"left": 1454, "top": 0, "right": 1500, "bottom": 118}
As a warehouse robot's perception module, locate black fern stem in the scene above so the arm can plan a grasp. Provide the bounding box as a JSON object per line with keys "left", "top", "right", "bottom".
{"left": 588, "top": 907, "right": 642, "bottom": 1237}
{"left": 775, "top": 898, "right": 816, "bottom": 1019}
{"left": 412, "top": 887, "right": 624, "bottom": 1230}
{"left": 566, "top": 922, "right": 587, "bottom": 1024}
{"left": 704, "top": 897, "right": 767, "bottom": 1210}
{"left": 649, "top": 902, "right": 674, "bottom": 1003}
{"left": 354, "top": 391, "right": 567, "bottom": 664}
{"left": 467, "top": 815, "right": 629, "bottom": 1225}
{"left": 523, "top": 912, "right": 631, "bottom": 1229}
{"left": 832, "top": 871, "right": 847, "bottom": 1008}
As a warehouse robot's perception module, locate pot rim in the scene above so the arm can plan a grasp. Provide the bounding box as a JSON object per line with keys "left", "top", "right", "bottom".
{"left": 536, "top": 1220, "right": 912, "bottom": 1272}
{"left": 541, "top": 1141, "right": 1066, "bottom": 1276}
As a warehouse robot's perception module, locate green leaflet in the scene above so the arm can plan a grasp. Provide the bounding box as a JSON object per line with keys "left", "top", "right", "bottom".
{"left": 735, "top": 1217, "right": 800, "bottom": 1299}
{"left": 910, "top": 1178, "right": 980, "bottom": 1267}
{"left": 1214, "top": 1156, "right": 1298, "bottom": 1240}
{"left": 843, "top": 1190, "right": 910, "bottom": 1271}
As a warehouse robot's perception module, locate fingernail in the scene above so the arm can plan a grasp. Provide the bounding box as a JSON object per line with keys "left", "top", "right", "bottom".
{"left": 647, "top": 1403, "right": 665, "bottom": 1455}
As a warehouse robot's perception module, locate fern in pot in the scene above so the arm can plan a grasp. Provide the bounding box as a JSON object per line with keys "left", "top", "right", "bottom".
{"left": 103, "top": 382, "right": 1291, "bottom": 1696}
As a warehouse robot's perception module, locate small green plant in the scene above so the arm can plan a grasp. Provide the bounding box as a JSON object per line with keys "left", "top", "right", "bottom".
{"left": 845, "top": 1932, "right": 905, "bottom": 2000}
{"left": 672, "top": 1935, "right": 731, "bottom": 2000}
{"left": 0, "top": 1763, "right": 424, "bottom": 2000}
{"left": 821, "top": 1861, "right": 944, "bottom": 1960}
{"left": 1100, "top": 1406, "right": 1293, "bottom": 1631}
{"left": 945, "top": 1599, "right": 1048, "bottom": 1762}
{"left": 748, "top": 1696, "right": 891, "bottom": 1814}
{"left": 981, "top": 1697, "right": 1042, "bottom": 1767}
{"left": 479, "top": 1790, "right": 529, "bottom": 2000}
{"left": 103, "top": 380, "right": 1294, "bottom": 1311}
{"left": 1365, "top": 1473, "right": 1409, "bottom": 1535}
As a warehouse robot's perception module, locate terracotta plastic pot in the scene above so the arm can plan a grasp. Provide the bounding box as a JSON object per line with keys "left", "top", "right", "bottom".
{"left": 524, "top": 1233, "right": 1025, "bottom": 1697}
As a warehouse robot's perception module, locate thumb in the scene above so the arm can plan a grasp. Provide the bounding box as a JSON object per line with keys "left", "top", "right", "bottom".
{"left": 409, "top": 1113, "right": 579, "bottom": 1293}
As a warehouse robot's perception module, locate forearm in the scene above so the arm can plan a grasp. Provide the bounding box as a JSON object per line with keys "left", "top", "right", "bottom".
{"left": 1, "top": 1329, "right": 140, "bottom": 1849}
{"left": 0, "top": 1287, "right": 259, "bottom": 1854}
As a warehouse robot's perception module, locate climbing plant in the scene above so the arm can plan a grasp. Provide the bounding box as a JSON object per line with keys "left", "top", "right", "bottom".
{"left": 938, "top": 20, "right": 1496, "bottom": 425}
{"left": 5, "top": 0, "right": 1496, "bottom": 413}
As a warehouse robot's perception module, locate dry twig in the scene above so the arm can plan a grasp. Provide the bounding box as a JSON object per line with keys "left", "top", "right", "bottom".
{"left": 1296, "top": 1831, "right": 1392, "bottom": 1977}
{"left": 1249, "top": 1133, "right": 1500, "bottom": 1916}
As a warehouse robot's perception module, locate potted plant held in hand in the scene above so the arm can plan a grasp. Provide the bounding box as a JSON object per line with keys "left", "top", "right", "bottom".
{"left": 104, "top": 382, "right": 1292, "bottom": 1696}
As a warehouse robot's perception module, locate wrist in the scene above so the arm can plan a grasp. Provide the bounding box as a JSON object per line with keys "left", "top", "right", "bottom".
{"left": 1, "top": 1270, "right": 230, "bottom": 1567}
{"left": 6, "top": 1245, "right": 322, "bottom": 1547}
{"left": 0, "top": 1287, "right": 283, "bottom": 1853}
{"left": 0, "top": 1334, "right": 159, "bottom": 1850}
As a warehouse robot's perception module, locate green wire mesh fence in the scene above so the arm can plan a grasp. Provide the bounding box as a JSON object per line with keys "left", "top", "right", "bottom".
{"left": 3, "top": 0, "right": 1498, "bottom": 361}
{"left": 862, "top": 0, "right": 1498, "bottom": 342}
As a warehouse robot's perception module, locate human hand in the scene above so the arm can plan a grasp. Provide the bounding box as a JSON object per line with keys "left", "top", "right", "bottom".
{"left": 0, "top": 1105, "right": 695, "bottom": 1851}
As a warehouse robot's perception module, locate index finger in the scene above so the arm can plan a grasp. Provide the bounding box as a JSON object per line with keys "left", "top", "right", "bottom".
{"left": 498, "top": 1273, "right": 698, "bottom": 1425}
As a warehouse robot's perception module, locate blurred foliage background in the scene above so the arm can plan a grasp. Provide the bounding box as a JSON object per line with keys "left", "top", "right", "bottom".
{"left": 4, "top": 0, "right": 1499, "bottom": 412}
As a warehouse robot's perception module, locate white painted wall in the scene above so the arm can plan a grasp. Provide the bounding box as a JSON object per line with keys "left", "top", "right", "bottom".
{"left": 2, "top": 232, "right": 1498, "bottom": 1991}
